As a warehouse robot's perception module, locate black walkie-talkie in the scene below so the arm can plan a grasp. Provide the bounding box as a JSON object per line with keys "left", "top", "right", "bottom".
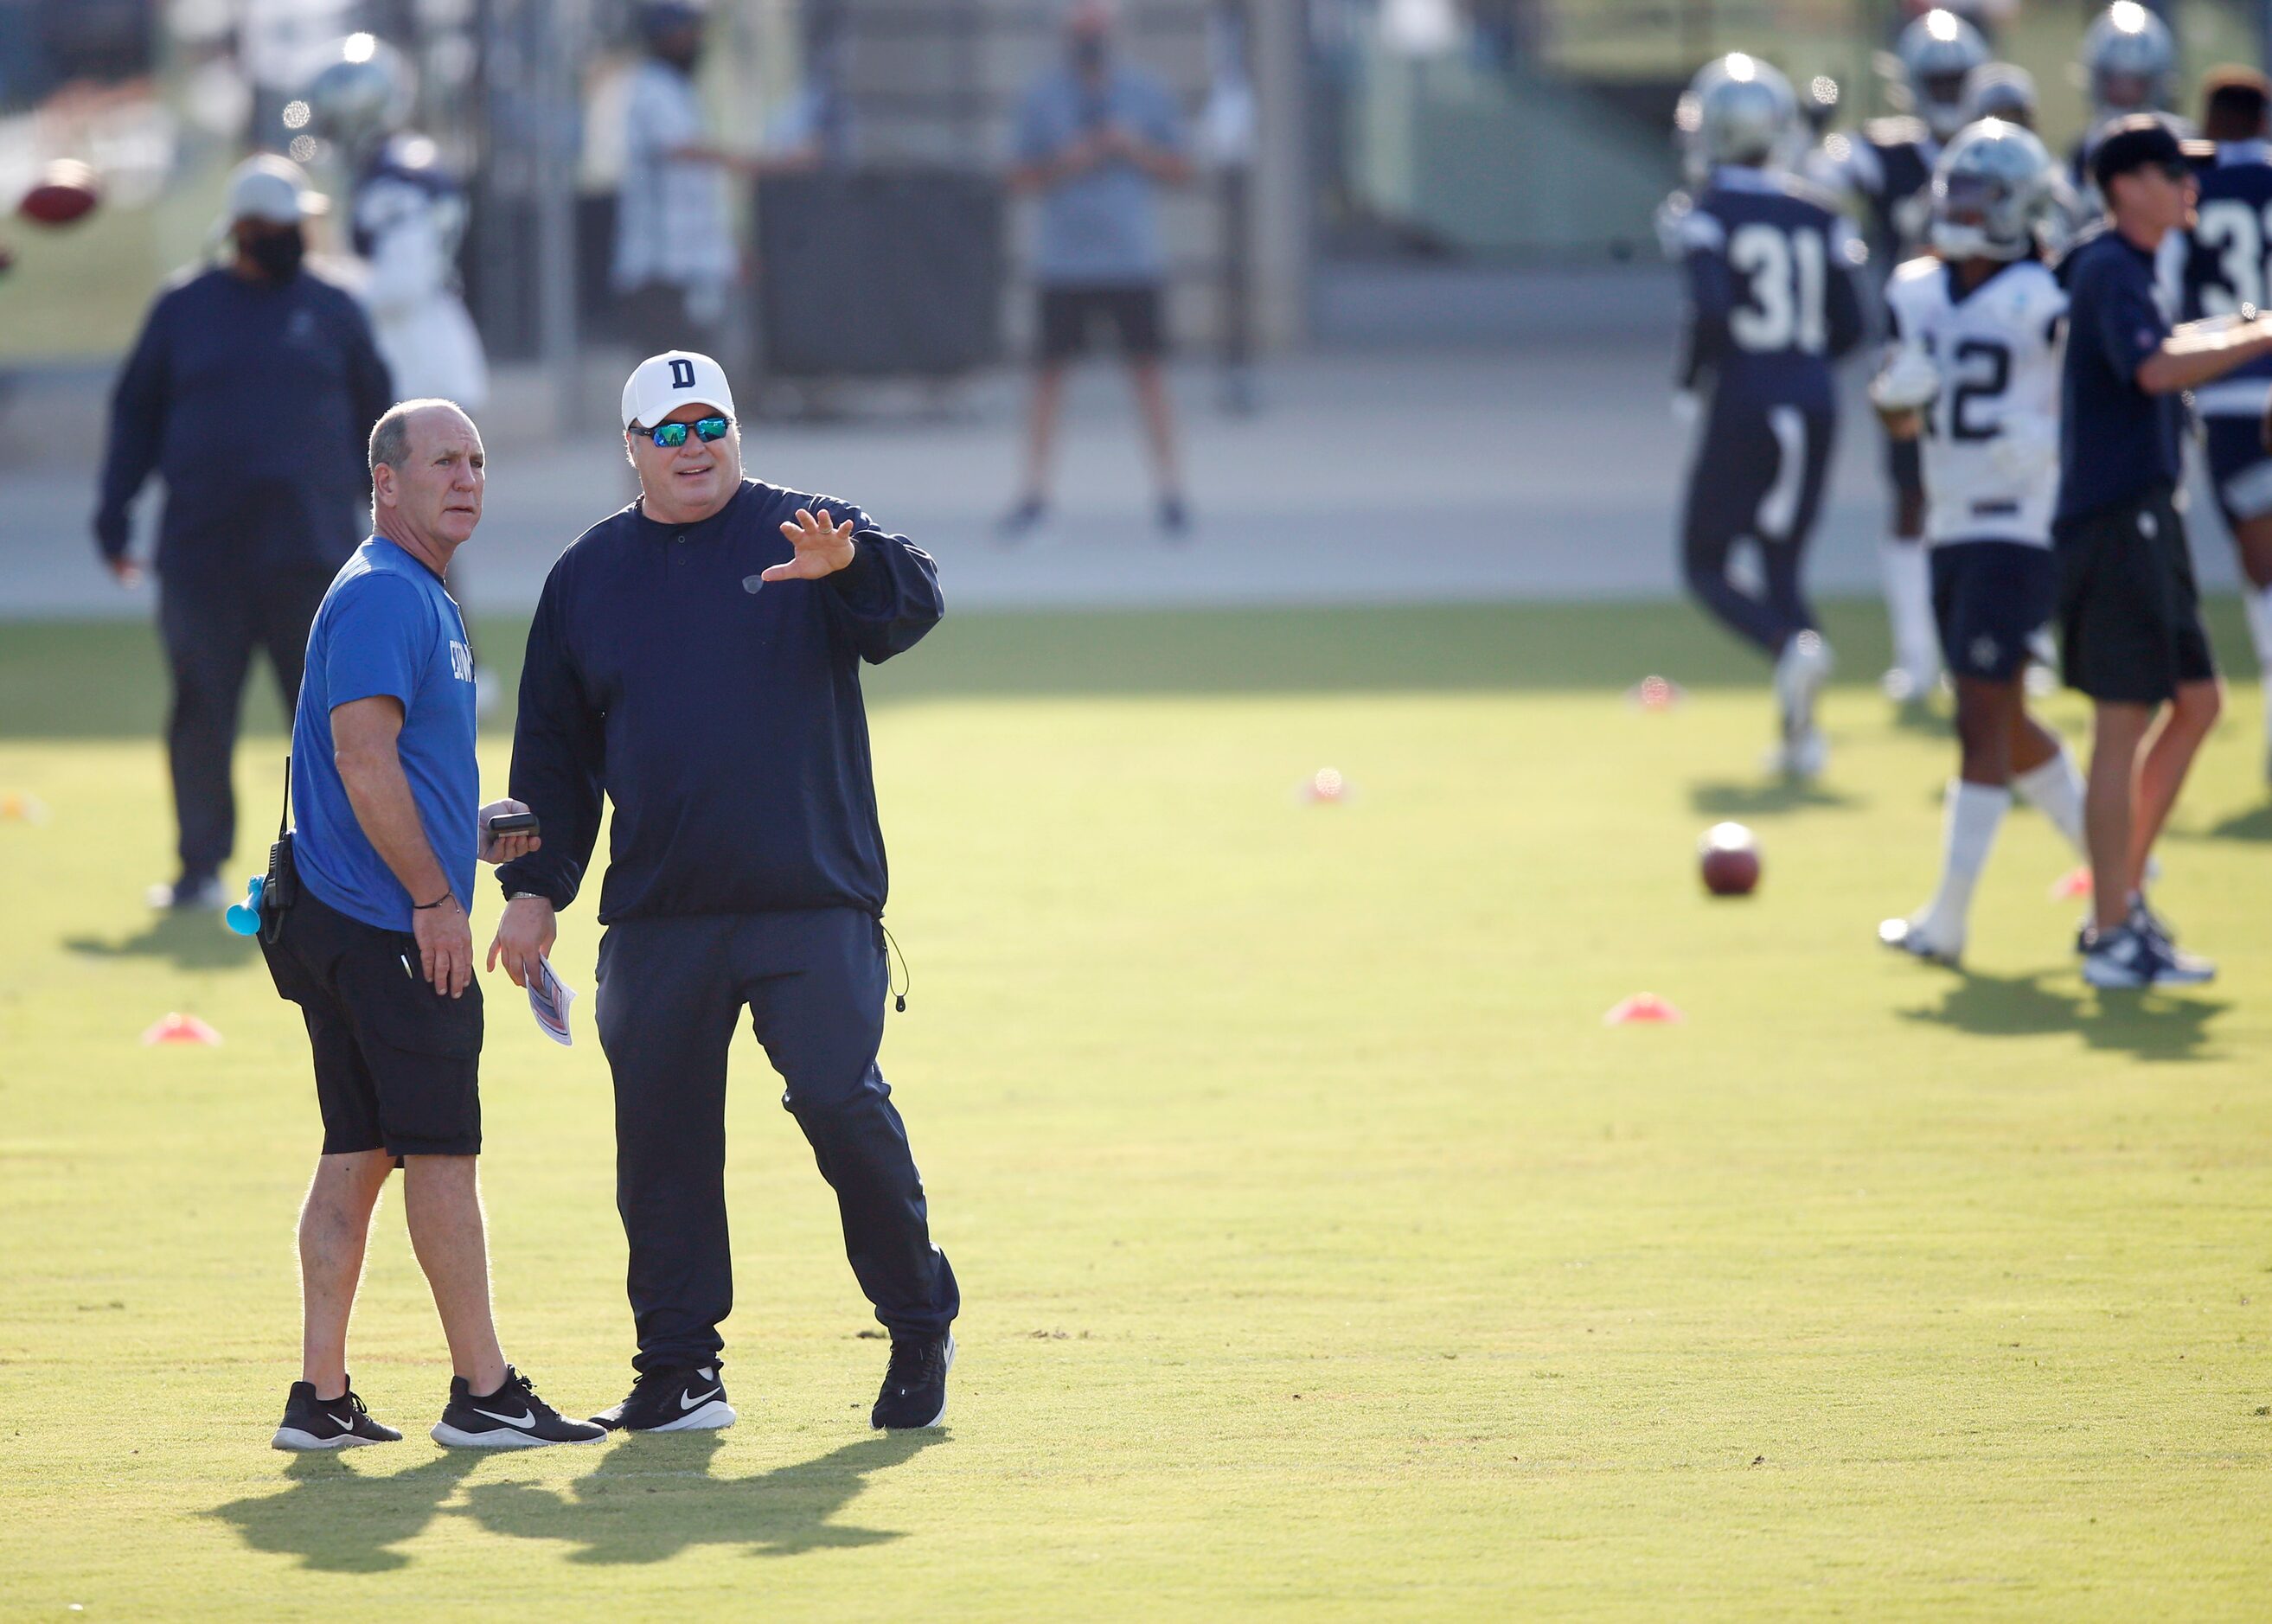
{"left": 259, "top": 757, "right": 299, "bottom": 943}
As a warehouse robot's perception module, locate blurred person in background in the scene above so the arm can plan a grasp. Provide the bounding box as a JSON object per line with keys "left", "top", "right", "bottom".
{"left": 2055, "top": 118, "right": 2270, "bottom": 987}
{"left": 613, "top": 0, "right": 807, "bottom": 366}
{"left": 93, "top": 155, "right": 394, "bottom": 911}
{"left": 306, "top": 31, "right": 489, "bottom": 409}
{"left": 1668, "top": 56, "right": 1866, "bottom": 780}
{"left": 2072, "top": 3, "right": 2179, "bottom": 203}
{"left": 2175, "top": 67, "right": 2272, "bottom": 786}
{"left": 1001, "top": 0, "right": 1194, "bottom": 543}
{"left": 1814, "top": 9, "right": 1989, "bottom": 711}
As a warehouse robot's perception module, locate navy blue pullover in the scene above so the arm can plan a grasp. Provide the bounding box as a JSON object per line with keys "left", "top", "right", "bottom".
{"left": 496, "top": 479, "right": 942, "bottom": 924}
{"left": 94, "top": 264, "right": 394, "bottom": 579}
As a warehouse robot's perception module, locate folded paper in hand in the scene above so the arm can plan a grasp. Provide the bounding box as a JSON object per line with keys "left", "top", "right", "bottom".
{"left": 528, "top": 956, "right": 576, "bottom": 1046}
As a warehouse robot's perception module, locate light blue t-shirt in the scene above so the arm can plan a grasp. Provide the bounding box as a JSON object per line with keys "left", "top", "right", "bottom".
{"left": 291, "top": 537, "right": 479, "bottom": 932}
{"left": 1013, "top": 64, "right": 1184, "bottom": 286}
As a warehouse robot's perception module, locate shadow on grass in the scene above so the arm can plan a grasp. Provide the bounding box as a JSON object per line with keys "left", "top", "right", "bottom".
{"left": 1688, "top": 777, "right": 1858, "bottom": 817}
{"left": 2201, "top": 799, "right": 2272, "bottom": 842}
{"left": 63, "top": 910, "right": 259, "bottom": 971}
{"left": 205, "top": 1448, "right": 483, "bottom": 1574}
{"left": 205, "top": 1430, "right": 939, "bottom": 1572}
{"left": 1898, "top": 969, "right": 2226, "bottom": 1061}
{"left": 455, "top": 1429, "right": 941, "bottom": 1563}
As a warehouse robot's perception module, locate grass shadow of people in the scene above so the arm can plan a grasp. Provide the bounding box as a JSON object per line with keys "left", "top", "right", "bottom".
{"left": 1897, "top": 968, "right": 2226, "bottom": 1061}
{"left": 204, "top": 1448, "right": 484, "bottom": 1573}
{"left": 454, "top": 1429, "right": 941, "bottom": 1565}
{"left": 64, "top": 909, "right": 257, "bottom": 972}
{"left": 1689, "top": 777, "right": 1856, "bottom": 817}
{"left": 2199, "top": 799, "right": 2272, "bottom": 842}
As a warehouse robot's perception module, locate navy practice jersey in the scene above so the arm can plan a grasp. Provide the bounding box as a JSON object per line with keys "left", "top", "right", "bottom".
{"left": 1674, "top": 166, "right": 1866, "bottom": 412}
{"left": 1820, "top": 116, "right": 1937, "bottom": 267}
{"left": 2177, "top": 138, "right": 2272, "bottom": 419}
{"left": 351, "top": 133, "right": 468, "bottom": 262}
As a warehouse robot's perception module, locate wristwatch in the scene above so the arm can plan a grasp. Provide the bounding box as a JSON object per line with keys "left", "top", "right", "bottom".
{"left": 507, "top": 892, "right": 548, "bottom": 904}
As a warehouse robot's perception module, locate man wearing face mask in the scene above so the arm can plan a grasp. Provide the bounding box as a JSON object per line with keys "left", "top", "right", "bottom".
{"left": 94, "top": 155, "right": 395, "bottom": 911}
{"left": 613, "top": 0, "right": 743, "bottom": 363}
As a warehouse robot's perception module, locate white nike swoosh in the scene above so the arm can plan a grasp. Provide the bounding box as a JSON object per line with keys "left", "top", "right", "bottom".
{"left": 470, "top": 1405, "right": 535, "bottom": 1427}
{"left": 327, "top": 1412, "right": 354, "bottom": 1429}
{"left": 679, "top": 1387, "right": 721, "bottom": 1410}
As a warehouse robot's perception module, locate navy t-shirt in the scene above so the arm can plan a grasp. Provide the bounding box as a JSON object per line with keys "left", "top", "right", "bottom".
{"left": 291, "top": 537, "right": 480, "bottom": 932}
{"left": 2055, "top": 227, "right": 2184, "bottom": 527}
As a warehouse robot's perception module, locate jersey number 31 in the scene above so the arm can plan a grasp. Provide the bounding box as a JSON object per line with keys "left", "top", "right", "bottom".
{"left": 2197, "top": 198, "right": 2272, "bottom": 315}
{"left": 1728, "top": 224, "right": 1829, "bottom": 354}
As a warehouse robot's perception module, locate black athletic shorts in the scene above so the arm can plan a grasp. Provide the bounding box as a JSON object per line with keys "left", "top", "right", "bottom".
{"left": 1038, "top": 284, "right": 1166, "bottom": 362}
{"left": 1931, "top": 540, "right": 2056, "bottom": 682}
{"left": 2053, "top": 487, "right": 2218, "bottom": 705}
{"left": 259, "top": 886, "right": 483, "bottom": 1158}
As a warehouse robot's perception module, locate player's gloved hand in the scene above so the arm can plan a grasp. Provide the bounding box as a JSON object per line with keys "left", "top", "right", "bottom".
{"left": 487, "top": 895, "right": 556, "bottom": 991}
{"left": 1870, "top": 346, "right": 1942, "bottom": 413}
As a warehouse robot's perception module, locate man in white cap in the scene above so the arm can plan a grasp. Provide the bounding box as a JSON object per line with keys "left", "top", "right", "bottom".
{"left": 95, "top": 155, "right": 395, "bottom": 910}
{"left": 489, "top": 350, "right": 962, "bottom": 1434}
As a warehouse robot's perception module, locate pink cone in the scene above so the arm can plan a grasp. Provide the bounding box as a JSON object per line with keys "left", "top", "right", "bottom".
{"left": 1603, "top": 993, "right": 1684, "bottom": 1026}
{"left": 2049, "top": 866, "right": 2092, "bottom": 901}
{"left": 142, "top": 1013, "right": 221, "bottom": 1046}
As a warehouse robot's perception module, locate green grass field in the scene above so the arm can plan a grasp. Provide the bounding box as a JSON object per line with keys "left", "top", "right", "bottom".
{"left": 2, "top": 600, "right": 2269, "bottom": 1620}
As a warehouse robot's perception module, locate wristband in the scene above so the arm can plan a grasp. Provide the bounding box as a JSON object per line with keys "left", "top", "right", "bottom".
{"left": 413, "top": 891, "right": 458, "bottom": 911}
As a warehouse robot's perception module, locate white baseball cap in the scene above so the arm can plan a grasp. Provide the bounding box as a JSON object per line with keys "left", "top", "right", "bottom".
{"left": 623, "top": 350, "right": 737, "bottom": 430}
{"left": 222, "top": 155, "right": 329, "bottom": 226}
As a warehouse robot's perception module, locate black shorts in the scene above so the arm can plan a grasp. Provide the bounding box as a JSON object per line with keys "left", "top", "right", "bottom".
{"left": 1038, "top": 284, "right": 1166, "bottom": 363}
{"left": 1931, "top": 540, "right": 2056, "bottom": 682}
{"left": 2053, "top": 488, "right": 2218, "bottom": 705}
{"left": 2203, "top": 415, "right": 2272, "bottom": 530}
{"left": 259, "top": 886, "right": 483, "bottom": 1158}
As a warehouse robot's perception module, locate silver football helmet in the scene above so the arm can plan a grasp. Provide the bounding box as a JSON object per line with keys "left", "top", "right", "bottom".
{"left": 1964, "top": 62, "right": 2038, "bottom": 129}
{"left": 2083, "top": 3, "right": 2174, "bottom": 117}
{"left": 1897, "top": 10, "right": 1991, "bottom": 142}
{"left": 1678, "top": 54, "right": 1796, "bottom": 170}
{"left": 304, "top": 34, "right": 415, "bottom": 155}
{"left": 1930, "top": 119, "right": 2055, "bottom": 261}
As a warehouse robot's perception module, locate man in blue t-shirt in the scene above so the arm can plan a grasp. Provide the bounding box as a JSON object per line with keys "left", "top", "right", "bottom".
{"left": 1002, "top": 0, "right": 1194, "bottom": 540}
{"left": 2054, "top": 117, "right": 2272, "bottom": 987}
{"left": 258, "top": 398, "right": 604, "bottom": 1452}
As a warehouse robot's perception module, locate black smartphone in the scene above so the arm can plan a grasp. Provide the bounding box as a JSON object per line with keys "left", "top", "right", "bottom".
{"left": 486, "top": 811, "right": 541, "bottom": 837}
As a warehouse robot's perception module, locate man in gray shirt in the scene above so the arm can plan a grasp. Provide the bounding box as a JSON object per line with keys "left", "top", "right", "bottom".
{"left": 1002, "top": 0, "right": 1194, "bottom": 540}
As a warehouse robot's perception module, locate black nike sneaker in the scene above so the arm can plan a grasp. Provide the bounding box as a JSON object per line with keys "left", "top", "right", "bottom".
{"left": 590, "top": 1364, "right": 737, "bottom": 1433}
{"left": 871, "top": 1333, "right": 955, "bottom": 1430}
{"left": 272, "top": 1378, "right": 402, "bottom": 1451}
{"left": 430, "top": 1365, "right": 605, "bottom": 1449}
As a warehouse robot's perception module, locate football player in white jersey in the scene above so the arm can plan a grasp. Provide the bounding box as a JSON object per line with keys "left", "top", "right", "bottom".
{"left": 305, "top": 35, "right": 490, "bottom": 410}
{"left": 1872, "top": 121, "right": 2092, "bottom": 963}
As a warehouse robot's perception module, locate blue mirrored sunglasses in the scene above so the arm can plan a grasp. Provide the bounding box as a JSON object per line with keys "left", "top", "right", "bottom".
{"left": 639, "top": 415, "right": 733, "bottom": 449}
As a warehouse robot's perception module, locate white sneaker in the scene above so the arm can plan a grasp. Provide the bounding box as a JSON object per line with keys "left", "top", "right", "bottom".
{"left": 1766, "top": 727, "right": 1829, "bottom": 781}
{"left": 1775, "top": 631, "right": 1833, "bottom": 732}
{"left": 1879, "top": 914, "right": 1962, "bottom": 966}
{"left": 147, "top": 876, "right": 227, "bottom": 911}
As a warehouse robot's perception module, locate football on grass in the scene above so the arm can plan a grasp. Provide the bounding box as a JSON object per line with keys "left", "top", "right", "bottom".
{"left": 17, "top": 161, "right": 101, "bottom": 227}
{"left": 1699, "top": 822, "right": 1760, "bottom": 897}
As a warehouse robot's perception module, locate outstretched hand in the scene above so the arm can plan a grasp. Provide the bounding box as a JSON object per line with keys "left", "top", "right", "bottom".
{"left": 765, "top": 508, "right": 856, "bottom": 582}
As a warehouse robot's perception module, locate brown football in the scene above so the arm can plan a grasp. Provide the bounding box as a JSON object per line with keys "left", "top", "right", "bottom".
{"left": 17, "top": 161, "right": 102, "bottom": 227}
{"left": 1698, "top": 822, "right": 1761, "bottom": 898}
